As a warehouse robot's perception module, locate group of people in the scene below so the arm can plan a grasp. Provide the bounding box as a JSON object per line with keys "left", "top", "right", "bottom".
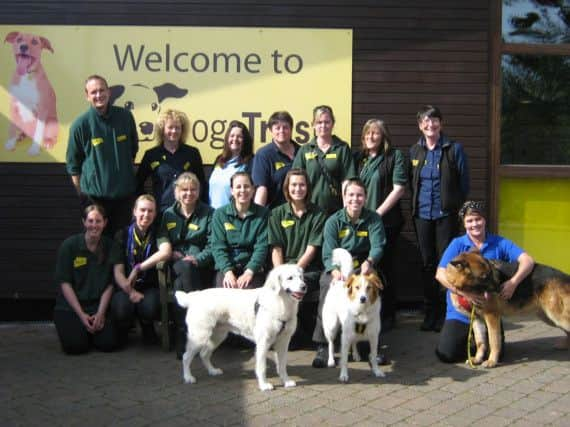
{"left": 54, "top": 74, "right": 535, "bottom": 367}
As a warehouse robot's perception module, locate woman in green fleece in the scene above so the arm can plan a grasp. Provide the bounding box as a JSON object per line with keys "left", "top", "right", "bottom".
{"left": 210, "top": 171, "right": 269, "bottom": 289}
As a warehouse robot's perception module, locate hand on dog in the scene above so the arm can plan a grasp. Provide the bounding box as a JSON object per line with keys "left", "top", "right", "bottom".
{"left": 223, "top": 270, "right": 238, "bottom": 288}
{"left": 499, "top": 279, "right": 517, "bottom": 300}
{"left": 332, "top": 269, "right": 344, "bottom": 281}
{"left": 237, "top": 270, "right": 254, "bottom": 289}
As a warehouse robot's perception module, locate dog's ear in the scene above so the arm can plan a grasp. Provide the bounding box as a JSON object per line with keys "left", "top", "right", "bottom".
{"left": 40, "top": 36, "right": 54, "bottom": 53}
{"left": 153, "top": 83, "right": 189, "bottom": 103}
{"left": 368, "top": 273, "right": 384, "bottom": 291}
{"left": 5, "top": 32, "right": 19, "bottom": 43}
{"left": 109, "top": 85, "right": 125, "bottom": 105}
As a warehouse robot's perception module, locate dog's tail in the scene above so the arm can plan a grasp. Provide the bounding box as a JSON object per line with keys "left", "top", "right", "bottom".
{"left": 332, "top": 248, "right": 354, "bottom": 278}
{"left": 174, "top": 290, "right": 192, "bottom": 309}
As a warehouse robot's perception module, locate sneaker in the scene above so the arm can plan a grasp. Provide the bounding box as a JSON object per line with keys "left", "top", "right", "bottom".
{"left": 312, "top": 344, "right": 328, "bottom": 368}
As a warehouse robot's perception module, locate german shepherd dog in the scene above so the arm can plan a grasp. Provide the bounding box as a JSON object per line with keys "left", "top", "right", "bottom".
{"left": 445, "top": 251, "right": 570, "bottom": 367}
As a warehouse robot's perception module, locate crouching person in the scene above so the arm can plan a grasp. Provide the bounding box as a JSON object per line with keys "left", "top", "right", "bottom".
{"left": 158, "top": 173, "right": 215, "bottom": 358}
{"left": 111, "top": 195, "right": 172, "bottom": 346}
{"left": 53, "top": 204, "right": 119, "bottom": 354}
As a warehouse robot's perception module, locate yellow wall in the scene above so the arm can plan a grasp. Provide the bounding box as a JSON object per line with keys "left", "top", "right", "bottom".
{"left": 498, "top": 177, "right": 570, "bottom": 272}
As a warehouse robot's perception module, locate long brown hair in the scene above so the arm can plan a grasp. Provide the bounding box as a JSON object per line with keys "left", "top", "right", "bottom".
{"left": 214, "top": 121, "right": 253, "bottom": 167}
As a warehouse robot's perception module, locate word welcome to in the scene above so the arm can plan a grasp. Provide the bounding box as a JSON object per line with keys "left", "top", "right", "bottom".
{"left": 114, "top": 44, "right": 304, "bottom": 74}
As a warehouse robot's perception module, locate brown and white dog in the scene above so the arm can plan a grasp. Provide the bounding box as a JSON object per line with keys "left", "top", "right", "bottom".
{"left": 446, "top": 250, "right": 570, "bottom": 367}
{"left": 4, "top": 31, "right": 58, "bottom": 155}
{"left": 322, "top": 248, "right": 385, "bottom": 382}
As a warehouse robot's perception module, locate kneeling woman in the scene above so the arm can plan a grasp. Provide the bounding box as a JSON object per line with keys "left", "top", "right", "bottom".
{"left": 54, "top": 204, "right": 119, "bottom": 354}
{"left": 111, "top": 195, "right": 172, "bottom": 345}
{"left": 435, "top": 201, "right": 534, "bottom": 363}
{"left": 268, "top": 168, "right": 326, "bottom": 344}
{"left": 210, "top": 171, "right": 269, "bottom": 289}
{"left": 158, "top": 172, "right": 215, "bottom": 357}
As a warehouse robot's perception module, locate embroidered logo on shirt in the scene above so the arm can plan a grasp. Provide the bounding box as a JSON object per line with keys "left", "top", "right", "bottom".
{"left": 338, "top": 228, "right": 350, "bottom": 238}
{"left": 166, "top": 222, "right": 177, "bottom": 230}
{"left": 188, "top": 223, "right": 199, "bottom": 231}
{"left": 412, "top": 159, "right": 419, "bottom": 166}
{"left": 184, "top": 161, "right": 191, "bottom": 171}
{"left": 224, "top": 222, "right": 236, "bottom": 231}
{"left": 117, "top": 134, "right": 127, "bottom": 142}
{"left": 274, "top": 161, "right": 285, "bottom": 170}
{"left": 305, "top": 152, "right": 317, "bottom": 160}
{"left": 325, "top": 153, "right": 337, "bottom": 159}
{"left": 281, "top": 220, "right": 295, "bottom": 228}
{"left": 91, "top": 137, "right": 103, "bottom": 146}
{"left": 356, "top": 230, "right": 368, "bottom": 237}
{"left": 150, "top": 161, "right": 160, "bottom": 170}
{"left": 73, "top": 256, "right": 87, "bottom": 268}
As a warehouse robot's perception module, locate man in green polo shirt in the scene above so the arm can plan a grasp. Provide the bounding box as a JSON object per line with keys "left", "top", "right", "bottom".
{"left": 66, "top": 74, "right": 138, "bottom": 235}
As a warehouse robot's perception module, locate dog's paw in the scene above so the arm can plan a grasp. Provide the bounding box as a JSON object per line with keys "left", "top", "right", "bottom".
{"left": 338, "top": 372, "right": 349, "bottom": 383}
{"left": 208, "top": 368, "right": 223, "bottom": 376}
{"left": 27, "top": 143, "right": 41, "bottom": 156}
{"left": 327, "top": 357, "right": 335, "bottom": 368}
{"left": 184, "top": 374, "right": 196, "bottom": 384}
{"left": 5, "top": 139, "right": 17, "bottom": 151}
{"left": 372, "top": 367, "right": 385, "bottom": 378}
{"left": 482, "top": 359, "right": 498, "bottom": 368}
{"left": 283, "top": 379, "right": 296, "bottom": 388}
{"left": 259, "top": 382, "right": 274, "bottom": 391}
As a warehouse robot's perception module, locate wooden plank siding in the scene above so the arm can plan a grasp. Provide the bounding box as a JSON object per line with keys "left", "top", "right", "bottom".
{"left": 0, "top": 0, "right": 491, "bottom": 302}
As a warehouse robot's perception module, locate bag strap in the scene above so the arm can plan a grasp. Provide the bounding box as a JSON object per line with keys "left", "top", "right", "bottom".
{"left": 315, "top": 151, "right": 338, "bottom": 191}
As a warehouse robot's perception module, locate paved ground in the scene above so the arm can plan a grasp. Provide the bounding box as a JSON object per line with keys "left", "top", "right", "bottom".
{"left": 1, "top": 312, "right": 568, "bottom": 426}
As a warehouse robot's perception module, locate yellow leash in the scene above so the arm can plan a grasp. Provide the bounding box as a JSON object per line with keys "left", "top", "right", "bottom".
{"left": 466, "top": 305, "right": 476, "bottom": 368}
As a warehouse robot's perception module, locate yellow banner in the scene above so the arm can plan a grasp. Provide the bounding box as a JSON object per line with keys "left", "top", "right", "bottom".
{"left": 0, "top": 25, "right": 352, "bottom": 163}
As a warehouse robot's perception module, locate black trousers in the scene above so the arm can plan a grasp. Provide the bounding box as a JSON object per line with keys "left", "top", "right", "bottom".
{"left": 413, "top": 216, "right": 458, "bottom": 318}
{"left": 436, "top": 319, "right": 505, "bottom": 363}
{"left": 110, "top": 287, "right": 160, "bottom": 340}
{"left": 379, "top": 225, "right": 402, "bottom": 321}
{"left": 54, "top": 309, "right": 118, "bottom": 355}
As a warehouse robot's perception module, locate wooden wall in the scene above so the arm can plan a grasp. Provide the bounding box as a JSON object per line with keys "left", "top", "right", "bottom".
{"left": 0, "top": 0, "right": 491, "bottom": 302}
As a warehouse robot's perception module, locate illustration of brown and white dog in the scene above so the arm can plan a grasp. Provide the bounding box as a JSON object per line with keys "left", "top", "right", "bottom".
{"left": 4, "top": 31, "right": 58, "bottom": 155}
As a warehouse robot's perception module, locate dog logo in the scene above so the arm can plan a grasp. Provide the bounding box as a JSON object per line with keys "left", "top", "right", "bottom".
{"left": 4, "top": 31, "right": 59, "bottom": 156}
{"left": 109, "top": 83, "right": 189, "bottom": 142}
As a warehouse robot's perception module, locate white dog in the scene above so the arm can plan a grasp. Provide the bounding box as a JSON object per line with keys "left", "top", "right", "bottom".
{"left": 322, "top": 248, "right": 385, "bottom": 382}
{"left": 175, "top": 264, "right": 306, "bottom": 391}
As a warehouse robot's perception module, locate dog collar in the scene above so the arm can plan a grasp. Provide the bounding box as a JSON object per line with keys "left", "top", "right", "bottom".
{"left": 254, "top": 299, "right": 287, "bottom": 335}
{"left": 355, "top": 322, "right": 367, "bottom": 334}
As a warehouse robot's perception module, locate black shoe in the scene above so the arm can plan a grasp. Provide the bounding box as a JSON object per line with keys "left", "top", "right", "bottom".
{"left": 420, "top": 311, "right": 436, "bottom": 331}
{"left": 433, "top": 314, "right": 445, "bottom": 333}
{"left": 312, "top": 344, "right": 328, "bottom": 368}
{"left": 141, "top": 323, "right": 159, "bottom": 346}
{"left": 376, "top": 353, "right": 391, "bottom": 366}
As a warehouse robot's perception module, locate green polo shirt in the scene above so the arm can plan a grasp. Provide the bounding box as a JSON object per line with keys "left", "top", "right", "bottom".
{"left": 158, "top": 201, "right": 214, "bottom": 267}
{"left": 54, "top": 233, "right": 119, "bottom": 312}
{"left": 358, "top": 149, "right": 407, "bottom": 211}
{"left": 210, "top": 202, "right": 269, "bottom": 274}
{"left": 268, "top": 202, "right": 326, "bottom": 273}
{"left": 66, "top": 105, "right": 138, "bottom": 199}
{"left": 322, "top": 208, "right": 386, "bottom": 272}
{"left": 292, "top": 135, "right": 356, "bottom": 214}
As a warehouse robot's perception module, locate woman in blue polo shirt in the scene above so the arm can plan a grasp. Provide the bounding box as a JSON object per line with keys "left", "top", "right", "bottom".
{"left": 435, "top": 201, "right": 534, "bottom": 363}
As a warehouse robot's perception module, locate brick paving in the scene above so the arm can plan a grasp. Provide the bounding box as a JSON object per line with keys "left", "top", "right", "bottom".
{"left": 1, "top": 313, "right": 568, "bottom": 426}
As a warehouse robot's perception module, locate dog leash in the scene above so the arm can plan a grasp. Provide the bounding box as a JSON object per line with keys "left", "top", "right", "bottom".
{"left": 466, "top": 305, "right": 476, "bottom": 368}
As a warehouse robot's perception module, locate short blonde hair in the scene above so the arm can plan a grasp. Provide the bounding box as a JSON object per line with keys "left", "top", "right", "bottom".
{"left": 174, "top": 172, "right": 200, "bottom": 192}
{"left": 154, "top": 109, "right": 190, "bottom": 146}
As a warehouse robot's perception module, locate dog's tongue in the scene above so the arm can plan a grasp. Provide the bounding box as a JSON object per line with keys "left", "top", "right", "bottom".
{"left": 16, "top": 55, "right": 32, "bottom": 75}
